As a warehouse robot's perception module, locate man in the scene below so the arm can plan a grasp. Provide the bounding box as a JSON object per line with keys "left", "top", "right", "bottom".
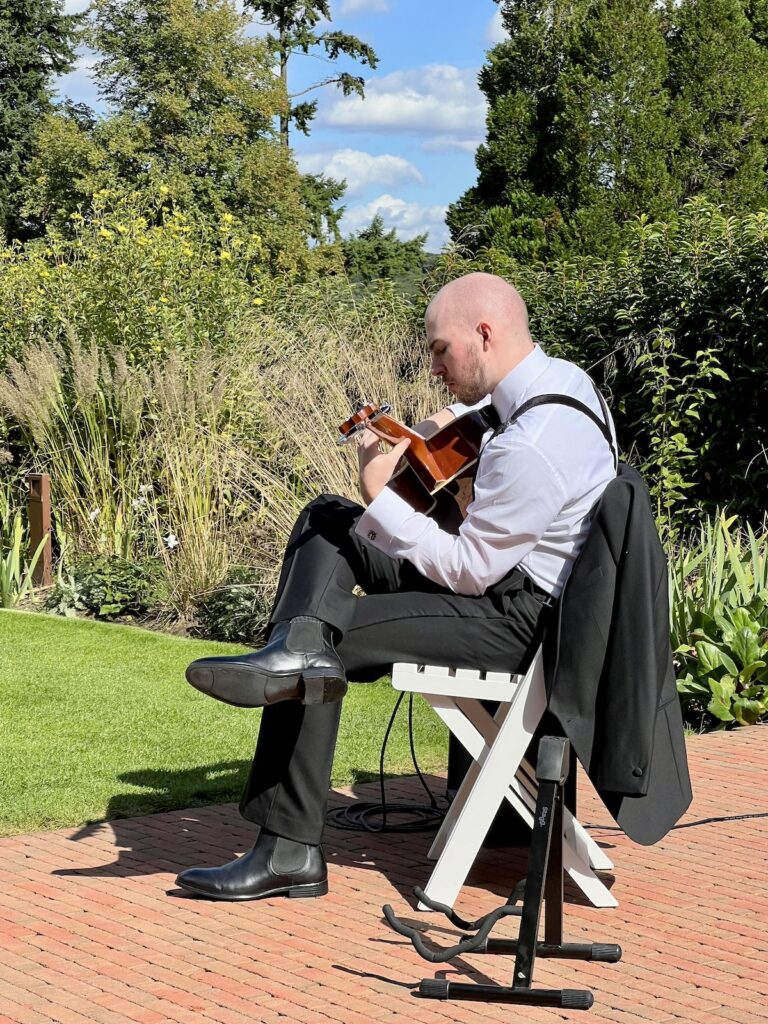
{"left": 175, "top": 271, "right": 617, "bottom": 901}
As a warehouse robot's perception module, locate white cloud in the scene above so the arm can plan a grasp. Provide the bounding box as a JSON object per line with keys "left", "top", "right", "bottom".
{"left": 73, "top": 48, "right": 98, "bottom": 72}
{"left": 325, "top": 64, "right": 486, "bottom": 138}
{"left": 297, "top": 148, "right": 424, "bottom": 195}
{"left": 486, "top": 9, "right": 507, "bottom": 45}
{"left": 421, "top": 136, "right": 481, "bottom": 155}
{"left": 54, "top": 44, "right": 100, "bottom": 109}
{"left": 341, "top": 194, "right": 449, "bottom": 249}
{"left": 337, "top": 0, "right": 391, "bottom": 13}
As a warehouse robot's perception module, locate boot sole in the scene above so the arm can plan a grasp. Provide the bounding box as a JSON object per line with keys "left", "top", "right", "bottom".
{"left": 175, "top": 877, "right": 329, "bottom": 901}
{"left": 185, "top": 663, "right": 347, "bottom": 708}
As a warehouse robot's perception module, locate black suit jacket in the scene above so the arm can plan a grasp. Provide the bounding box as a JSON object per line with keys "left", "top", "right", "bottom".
{"left": 544, "top": 464, "right": 693, "bottom": 845}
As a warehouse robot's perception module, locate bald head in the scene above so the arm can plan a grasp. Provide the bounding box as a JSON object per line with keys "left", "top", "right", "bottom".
{"left": 426, "top": 273, "right": 534, "bottom": 404}
{"left": 427, "top": 273, "right": 530, "bottom": 342}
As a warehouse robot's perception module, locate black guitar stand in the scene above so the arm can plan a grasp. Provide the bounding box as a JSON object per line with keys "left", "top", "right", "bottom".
{"left": 383, "top": 736, "right": 622, "bottom": 1010}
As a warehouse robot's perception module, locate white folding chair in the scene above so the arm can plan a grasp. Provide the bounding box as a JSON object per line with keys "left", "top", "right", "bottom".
{"left": 391, "top": 645, "right": 617, "bottom": 911}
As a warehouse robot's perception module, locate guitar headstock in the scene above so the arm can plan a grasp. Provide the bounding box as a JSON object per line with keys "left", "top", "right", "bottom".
{"left": 338, "top": 402, "right": 391, "bottom": 444}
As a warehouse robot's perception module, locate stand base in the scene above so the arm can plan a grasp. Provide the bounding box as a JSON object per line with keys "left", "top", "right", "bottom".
{"left": 419, "top": 979, "right": 594, "bottom": 1009}
{"left": 470, "top": 938, "right": 621, "bottom": 961}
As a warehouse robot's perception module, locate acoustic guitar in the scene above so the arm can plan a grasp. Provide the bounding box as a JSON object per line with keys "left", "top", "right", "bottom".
{"left": 338, "top": 402, "right": 498, "bottom": 533}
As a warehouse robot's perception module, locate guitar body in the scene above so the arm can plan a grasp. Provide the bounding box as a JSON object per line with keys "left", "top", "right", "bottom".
{"left": 338, "top": 403, "right": 495, "bottom": 534}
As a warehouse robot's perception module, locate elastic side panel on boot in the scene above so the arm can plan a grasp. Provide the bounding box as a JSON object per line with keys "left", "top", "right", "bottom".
{"left": 286, "top": 617, "right": 324, "bottom": 654}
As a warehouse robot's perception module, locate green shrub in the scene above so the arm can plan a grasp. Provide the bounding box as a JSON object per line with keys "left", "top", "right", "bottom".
{"left": 435, "top": 200, "right": 768, "bottom": 530}
{"left": 669, "top": 514, "right": 768, "bottom": 728}
{"left": 192, "top": 566, "right": 269, "bottom": 645}
{"left": 45, "top": 554, "right": 163, "bottom": 620}
{"left": 0, "top": 192, "right": 272, "bottom": 369}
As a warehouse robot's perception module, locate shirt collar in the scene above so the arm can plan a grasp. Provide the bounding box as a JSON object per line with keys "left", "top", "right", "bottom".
{"left": 491, "top": 344, "right": 550, "bottom": 422}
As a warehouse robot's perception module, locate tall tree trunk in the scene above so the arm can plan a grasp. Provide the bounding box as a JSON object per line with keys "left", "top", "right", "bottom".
{"left": 279, "top": 22, "right": 289, "bottom": 148}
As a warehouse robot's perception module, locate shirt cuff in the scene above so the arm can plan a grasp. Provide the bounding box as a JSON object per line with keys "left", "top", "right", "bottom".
{"left": 355, "top": 486, "right": 420, "bottom": 553}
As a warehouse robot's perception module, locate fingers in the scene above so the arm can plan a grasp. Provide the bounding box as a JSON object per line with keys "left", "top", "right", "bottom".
{"left": 357, "top": 434, "right": 411, "bottom": 505}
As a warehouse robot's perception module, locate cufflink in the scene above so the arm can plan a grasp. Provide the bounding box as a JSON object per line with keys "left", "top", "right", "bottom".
{"left": 367, "top": 530, "right": 377, "bottom": 541}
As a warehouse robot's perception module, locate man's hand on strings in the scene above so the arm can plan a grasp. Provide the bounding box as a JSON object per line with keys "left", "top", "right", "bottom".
{"left": 357, "top": 427, "right": 410, "bottom": 505}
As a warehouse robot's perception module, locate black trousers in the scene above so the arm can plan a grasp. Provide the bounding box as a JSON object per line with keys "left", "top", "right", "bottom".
{"left": 239, "top": 494, "right": 552, "bottom": 844}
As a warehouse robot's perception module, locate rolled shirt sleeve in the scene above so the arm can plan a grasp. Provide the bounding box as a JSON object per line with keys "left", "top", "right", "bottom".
{"left": 355, "top": 434, "right": 568, "bottom": 596}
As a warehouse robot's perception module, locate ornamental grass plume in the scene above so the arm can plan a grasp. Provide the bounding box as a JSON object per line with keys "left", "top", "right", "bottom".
{"left": 140, "top": 345, "right": 263, "bottom": 619}
{"left": 0, "top": 325, "right": 149, "bottom": 559}
{"left": 230, "top": 281, "right": 446, "bottom": 598}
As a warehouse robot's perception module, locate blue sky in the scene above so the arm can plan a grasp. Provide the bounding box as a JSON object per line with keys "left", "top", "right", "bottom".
{"left": 58, "top": 0, "right": 505, "bottom": 249}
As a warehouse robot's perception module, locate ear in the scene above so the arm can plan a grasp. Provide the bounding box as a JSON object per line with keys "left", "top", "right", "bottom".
{"left": 478, "top": 321, "right": 492, "bottom": 349}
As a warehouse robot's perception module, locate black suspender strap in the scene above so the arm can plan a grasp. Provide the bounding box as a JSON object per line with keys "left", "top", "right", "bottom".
{"left": 498, "top": 391, "right": 618, "bottom": 468}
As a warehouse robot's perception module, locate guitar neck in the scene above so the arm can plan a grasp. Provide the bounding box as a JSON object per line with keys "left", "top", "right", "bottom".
{"left": 366, "top": 414, "right": 423, "bottom": 444}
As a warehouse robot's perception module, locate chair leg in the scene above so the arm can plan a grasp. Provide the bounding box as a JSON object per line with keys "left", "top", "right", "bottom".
{"left": 425, "top": 695, "right": 617, "bottom": 908}
{"left": 419, "top": 689, "right": 544, "bottom": 909}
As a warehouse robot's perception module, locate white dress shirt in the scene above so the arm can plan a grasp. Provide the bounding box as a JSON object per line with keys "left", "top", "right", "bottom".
{"left": 355, "top": 344, "right": 618, "bottom": 598}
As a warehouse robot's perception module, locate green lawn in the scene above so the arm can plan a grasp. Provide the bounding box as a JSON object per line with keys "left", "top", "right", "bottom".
{"left": 0, "top": 609, "right": 448, "bottom": 836}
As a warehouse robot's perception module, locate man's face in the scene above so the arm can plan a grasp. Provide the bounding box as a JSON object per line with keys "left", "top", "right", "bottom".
{"left": 427, "top": 313, "right": 490, "bottom": 405}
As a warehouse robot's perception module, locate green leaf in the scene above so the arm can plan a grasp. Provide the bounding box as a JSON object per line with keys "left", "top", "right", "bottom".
{"left": 707, "top": 676, "right": 736, "bottom": 721}
{"left": 728, "top": 607, "right": 760, "bottom": 633}
{"left": 741, "top": 683, "right": 768, "bottom": 701}
{"left": 695, "top": 641, "right": 738, "bottom": 677}
{"left": 731, "top": 698, "right": 764, "bottom": 726}
{"left": 739, "top": 660, "right": 767, "bottom": 684}
{"left": 731, "top": 628, "right": 763, "bottom": 670}
{"left": 678, "top": 678, "right": 710, "bottom": 695}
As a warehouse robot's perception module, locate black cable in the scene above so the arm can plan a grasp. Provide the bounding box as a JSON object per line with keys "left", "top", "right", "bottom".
{"left": 325, "top": 691, "right": 448, "bottom": 833}
{"left": 583, "top": 810, "right": 768, "bottom": 832}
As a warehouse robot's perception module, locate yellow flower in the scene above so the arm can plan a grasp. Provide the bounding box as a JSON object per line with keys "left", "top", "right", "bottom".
{"left": 99, "top": 227, "right": 114, "bottom": 240}
{"left": 220, "top": 251, "right": 232, "bottom": 261}
{"left": 223, "top": 213, "right": 235, "bottom": 224}
{"left": 159, "top": 296, "right": 168, "bottom": 303}
{"left": 159, "top": 185, "right": 170, "bottom": 195}
{"left": 116, "top": 224, "right": 128, "bottom": 234}
{"left": 183, "top": 247, "right": 194, "bottom": 257}
{"left": 252, "top": 297, "right": 263, "bottom": 305}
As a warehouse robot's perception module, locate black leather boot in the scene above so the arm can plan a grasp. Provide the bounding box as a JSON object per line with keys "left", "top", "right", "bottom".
{"left": 175, "top": 831, "right": 328, "bottom": 901}
{"left": 185, "top": 616, "right": 347, "bottom": 708}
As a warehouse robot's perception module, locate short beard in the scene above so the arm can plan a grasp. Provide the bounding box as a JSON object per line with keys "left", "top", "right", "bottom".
{"left": 451, "top": 345, "right": 489, "bottom": 405}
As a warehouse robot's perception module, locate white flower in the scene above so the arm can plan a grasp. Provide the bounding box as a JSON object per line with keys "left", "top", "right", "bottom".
{"left": 164, "top": 532, "right": 179, "bottom": 550}
{"left": 88, "top": 508, "right": 101, "bottom": 522}
{"left": 131, "top": 496, "right": 148, "bottom": 510}
{"left": 139, "top": 483, "right": 153, "bottom": 494}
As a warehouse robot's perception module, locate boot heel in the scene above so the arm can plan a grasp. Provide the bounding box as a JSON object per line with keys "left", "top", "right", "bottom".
{"left": 301, "top": 671, "right": 348, "bottom": 705}
{"left": 288, "top": 880, "right": 328, "bottom": 898}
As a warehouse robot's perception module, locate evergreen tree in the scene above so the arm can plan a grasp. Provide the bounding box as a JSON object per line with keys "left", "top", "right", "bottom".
{"left": 342, "top": 214, "right": 428, "bottom": 283}
{"left": 665, "top": 0, "right": 768, "bottom": 214}
{"left": 23, "top": 0, "right": 331, "bottom": 270}
{"left": 451, "top": 0, "right": 768, "bottom": 262}
{"left": 244, "top": 1, "right": 378, "bottom": 147}
{"left": 0, "top": 0, "right": 79, "bottom": 242}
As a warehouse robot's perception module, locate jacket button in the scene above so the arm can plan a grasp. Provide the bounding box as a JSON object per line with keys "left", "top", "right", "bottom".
{"left": 367, "top": 530, "right": 377, "bottom": 541}
{"left": 632, "top": 767, "right": 644, "bottom": 777}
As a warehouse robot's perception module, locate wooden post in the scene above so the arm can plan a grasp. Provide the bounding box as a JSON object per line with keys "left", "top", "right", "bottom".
{"left": 27, "top": 473, "right": 52, "bottom": 588}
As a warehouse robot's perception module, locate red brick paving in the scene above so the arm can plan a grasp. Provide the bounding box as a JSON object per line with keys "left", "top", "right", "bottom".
{"left": 0, "top": 728, "right": 766, "bottom": 1023}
